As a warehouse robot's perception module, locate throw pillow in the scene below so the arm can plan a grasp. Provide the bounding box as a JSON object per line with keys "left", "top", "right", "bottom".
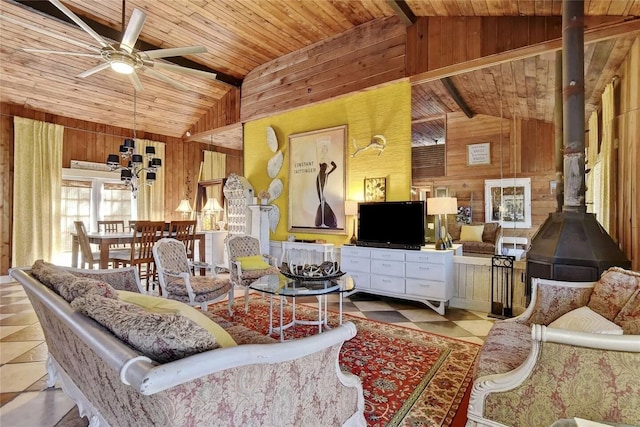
{"left": 613, "top": 289, "right": 640, "bottom": 334}
{"left": 117, "top": 290, "right": 237, "bottom": 347}
{"left": 71, "top": 295, "right": 219, "bottom": 363}
{"left": 459, "top": 225, "right": 484, "bottom": 243}
{"left": 548, "top": 306, "right": 623, "bottom": 335}
{"left": 587, "top": 267, "right": 640, "bottom": 321}
{"left": 482, "top": 223, "right": 500, "bottom": 243}
{"left": 237, "top": 255, "right": 271, "bottom": 271}
{"left": 57, "top": 277, "right": 118, "bottom": 303}
{"left": 31, "top": 259, "right": 77, "bottom": 293}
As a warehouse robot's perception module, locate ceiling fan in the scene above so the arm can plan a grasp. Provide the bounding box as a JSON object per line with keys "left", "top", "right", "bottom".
{"left": 17, "top": 0, "right": 217, "bottom": 91}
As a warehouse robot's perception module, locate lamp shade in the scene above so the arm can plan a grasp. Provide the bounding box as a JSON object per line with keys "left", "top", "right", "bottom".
{"left": 427, "top": 197, "right": 458, "bottom": 215}
{"left": 175, "top": 199, "right": 193, "bottom": 213}
{"left": 344, "top": 200, "right": 358, "bottom": 216}
{"left": 202, "top": 198, "right": 223, "bottom": 212}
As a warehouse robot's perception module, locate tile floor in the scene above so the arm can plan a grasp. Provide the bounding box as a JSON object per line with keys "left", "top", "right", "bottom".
{"left": 0, "top": 276, "right": 494, "bottom": 427}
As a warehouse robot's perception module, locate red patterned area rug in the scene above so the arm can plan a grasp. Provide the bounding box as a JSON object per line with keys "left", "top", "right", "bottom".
{"left": 207, "top": 295, "right": 480, "bottom": 427}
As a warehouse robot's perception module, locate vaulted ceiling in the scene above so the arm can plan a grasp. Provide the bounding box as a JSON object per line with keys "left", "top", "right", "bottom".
{"left": 1, "top": 0, "right": 639, "bottom": 149}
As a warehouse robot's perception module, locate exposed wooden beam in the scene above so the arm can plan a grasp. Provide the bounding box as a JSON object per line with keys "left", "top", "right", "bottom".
{"left": 410, "top": 17, "right": 640, "bottom": 86}
{"left": 12, "top": 0, "right": 242, "bottom": 88}
{"left": 411, "top": 115, "right": 446, "bottom": 125}
{"left": 441, "top": 77, "right": 473, "bottom": 118}
{"left": 386, "top": 0, "right": 417, "bottom": 26}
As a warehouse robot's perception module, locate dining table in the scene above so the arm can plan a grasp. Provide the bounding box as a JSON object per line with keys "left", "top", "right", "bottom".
{"left": 70, "top": 230, "right": 208, "bottom": 270}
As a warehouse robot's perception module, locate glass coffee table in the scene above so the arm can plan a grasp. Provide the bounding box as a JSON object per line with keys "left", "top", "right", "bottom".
{"left": 249, "top": 274, "right": 355, "bottom": 342}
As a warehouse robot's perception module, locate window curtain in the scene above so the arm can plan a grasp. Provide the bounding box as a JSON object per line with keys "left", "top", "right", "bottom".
{"left": 585, "top": 111, "right": 599, "bottom": 213}
{"left": 598, "top": 83, "right": 615, "bottom": 232}
{"left": 136, "top": 139, "right": 165, "bottom": 221}
{"left": 200, "top": 150, "right": 226, "bottom": 180}
{"left": 12, "top": 117, "right": 64, "bottom": 267}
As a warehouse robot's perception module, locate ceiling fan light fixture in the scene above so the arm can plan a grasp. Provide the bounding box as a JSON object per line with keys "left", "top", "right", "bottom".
{"left": 110, "top": 53, "right": 136, "bottom": 74}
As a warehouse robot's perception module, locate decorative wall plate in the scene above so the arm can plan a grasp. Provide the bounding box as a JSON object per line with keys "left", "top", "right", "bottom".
{"left": 267, "top": 150, "right": 283, "bottom": 178}
{"left": 268, "top": 205, "right": 280, "bottom": 232}
{"left": 266, "top": 126, "right": 278, "bottom": 152}
{"left": 268, "top": 178, "right": 283, "bottom": 202}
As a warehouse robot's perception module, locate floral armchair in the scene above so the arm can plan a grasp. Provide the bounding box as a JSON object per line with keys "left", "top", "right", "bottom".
{"left": 226, "top": 234, "right": 279, "bottom": 312}
{"left": 467, "top": 267, "right": 640, "bottom": 426}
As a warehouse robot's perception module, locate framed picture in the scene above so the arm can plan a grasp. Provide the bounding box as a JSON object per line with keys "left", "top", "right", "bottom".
{"left": 467, "top": 142, "right": 491, "bottom": 165}
{"left": 484, "top": 178, "right": 532, "bottom": 228}
{"left": 288, "top": 125, "right": 347, "bottom": 234}
{"left": 364, "top": 177, "right": 386, "bottom": 202}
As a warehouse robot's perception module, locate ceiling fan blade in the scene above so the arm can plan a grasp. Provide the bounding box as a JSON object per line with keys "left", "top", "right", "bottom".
{"left": 143, "top": 68, "right": 190, "bottom": 91}
{"left": 120, "top": 8, "right": 146, "bottom": 54}
{"left": 0, "top": 14, "right": 101, "bottom": 53}
{"left": 77, "top": 62, "right": 111, "bottom": 78}
{"left": 128, "top": 73, "right": 144, "bottom": 92}
{"left": 23, "top": 48, "right": 102, "bottom": 58}
{"left": 150, "top": 62, "right": 217, "bottom": 80}
{"left": 49, "top": 0, "right": 110, "bottom": 48}
{"left": 143, "top": 46, "right": 207, "bottom": 59}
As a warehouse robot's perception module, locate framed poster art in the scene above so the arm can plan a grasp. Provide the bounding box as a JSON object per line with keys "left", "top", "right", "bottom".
{"left": 288, "top": 125, "right": 347, "bottom": 234}
{"left": 364, "top": 177, "right": 387, "bottom": 202}
{"left": 484, "top": 178, "right": 532, "bottom": 228}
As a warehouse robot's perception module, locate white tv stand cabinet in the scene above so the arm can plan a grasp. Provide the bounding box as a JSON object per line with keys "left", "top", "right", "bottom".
{"left": 340, "top": 245, "right": 455, "bottom": 315}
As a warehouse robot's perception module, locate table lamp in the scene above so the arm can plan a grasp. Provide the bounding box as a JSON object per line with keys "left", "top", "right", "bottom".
{"left": 175, "top": 199, "right": 193, "bottom": 220}
{"left": 427, "top": 197, "right": 458, "bottom": 250}
{"left": 344, "top": 200, "right": 358, "bottom": 244}
{"left": 202, "top": 198, "right": 223, "bottom": 230}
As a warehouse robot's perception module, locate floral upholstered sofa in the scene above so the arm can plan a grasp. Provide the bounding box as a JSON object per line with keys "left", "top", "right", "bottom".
{"left": 467, "top": 267, "right": 640, "bottom": 426}
{"left": 10, "top": 261, "right": 366, "bottom": 427}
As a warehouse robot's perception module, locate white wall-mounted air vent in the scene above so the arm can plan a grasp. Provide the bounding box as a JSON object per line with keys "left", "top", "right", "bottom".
{"left": 70, "top": 160, "right": 112, "bottom": 172}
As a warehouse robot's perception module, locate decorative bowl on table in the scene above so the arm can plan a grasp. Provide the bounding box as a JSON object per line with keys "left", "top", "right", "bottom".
{"left": 280, "top": 261, "right": 345, "bottom": 281}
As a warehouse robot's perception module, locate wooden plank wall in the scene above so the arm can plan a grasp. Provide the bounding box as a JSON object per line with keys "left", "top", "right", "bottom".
{"left": 0, "top": 103, "right": 243, "bottom": 274}
{"left": 413, "top": 112, "right": 557, "bottom": 243}
{"left": 615, "top": 37, "right": 639, "bottom": 270}
{"left": 186, "top": 88, "right": 241, "bottom": 136}
{"left": 240, "top": 16, "right": 406, "bottom": 122}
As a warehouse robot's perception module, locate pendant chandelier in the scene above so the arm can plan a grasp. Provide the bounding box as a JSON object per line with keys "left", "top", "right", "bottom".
{"left": 105, "top": 90, "right": 161, "bottom": 197}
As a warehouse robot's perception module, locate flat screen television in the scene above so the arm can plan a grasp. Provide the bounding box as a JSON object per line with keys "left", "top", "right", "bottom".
{"left": 357, "top": 201, "right": 425, "bottom": 250}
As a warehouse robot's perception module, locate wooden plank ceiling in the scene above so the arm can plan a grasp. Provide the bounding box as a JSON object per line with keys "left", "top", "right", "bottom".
{"left": 1, "top": 0, "right": 639, "bottom": 149}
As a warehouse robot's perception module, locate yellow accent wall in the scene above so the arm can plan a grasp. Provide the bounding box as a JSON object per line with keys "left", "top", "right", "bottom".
{"left": 244, "top": 80, "right": 411, "bottom": 244}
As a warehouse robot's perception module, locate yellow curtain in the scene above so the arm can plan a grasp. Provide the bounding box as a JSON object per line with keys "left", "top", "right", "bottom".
{"left": 12, "top": 117, "right": 64, "bottom": 267}
{"left": 136, "top": 139, "right": 165, "bottom": 220}
{"left": 598, "top": 83, "right": 614, "bottom": 232}
{"left": 200, "top": 150, "right": 226, "bottom": 180}
{"left": 585, "top": 111, "right": 598, "bottom": 212}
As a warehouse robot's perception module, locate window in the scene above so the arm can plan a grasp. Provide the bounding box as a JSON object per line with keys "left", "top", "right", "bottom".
{"left": 60, "top": 168, "right": 134, "bottom": 254}
{"left": 484, "top": 178, "right": 532, "bottom": 229}
{"left": 60, "top": 180, "right": 91, "bottom": 252}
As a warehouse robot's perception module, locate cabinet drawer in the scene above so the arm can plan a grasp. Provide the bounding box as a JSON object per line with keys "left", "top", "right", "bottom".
{"left": 349, "top": 272, "right": 370, "bottom": 289}
{"left": 405, "top": 263, "right": 445, "bottom": 281}
{"left": 371, "top": 259, "right": 404, "bottom": 277}
{"left": 371, "top": 275, "right": 405, "bottom": 294}
{"left": 371, "top": 249, "right": 405, "bottom": 262}
{"left": 341, "top": 256, "right": 370, "bottom": 273}
{"left": 405, "top": 251, "right": 447, "bottom": 263}
{"left": 341, "top": 246, "right": 370, "bottom": 259}
{"left": 405, "top": 279, "right": 446, "bottom": 300}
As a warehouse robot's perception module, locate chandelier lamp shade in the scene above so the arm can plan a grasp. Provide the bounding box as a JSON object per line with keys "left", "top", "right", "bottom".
{"left": 105, "top": 90, "right": 161, "bottom": 196}
{"left": 106, "top": 138, "right": 161, "bottom": 196}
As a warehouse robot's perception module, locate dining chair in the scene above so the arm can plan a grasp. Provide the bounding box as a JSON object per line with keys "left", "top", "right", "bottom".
{"left": 97, "top": 220, "right": 125, "bottom": 233}
{"left": 169, "top": 220, "right": 197, "bottom": 262}
{"left": 153, "top": 238, "right": 233, "bottom": 315}
{"left": 97, "top": 220, "right": 128, "bottom": 248}
{"left": 111, "top": 220, "right": 165, "bottom": 292}
{"left": 73, "top": 221, "right": 128, "bottom": 269}
{"left": 226, "top": 234, "right": 279, "bottom": 313}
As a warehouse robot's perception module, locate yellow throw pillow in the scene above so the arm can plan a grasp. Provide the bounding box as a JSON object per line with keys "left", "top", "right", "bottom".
{"left": 117, "top": 291, "right": 237, "bottom": 348}
{"left": 460, "top": 225, "right": 484, "bottom": 243}
{"left": 237, "top": 255, "right": 271, "bottom": 271}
